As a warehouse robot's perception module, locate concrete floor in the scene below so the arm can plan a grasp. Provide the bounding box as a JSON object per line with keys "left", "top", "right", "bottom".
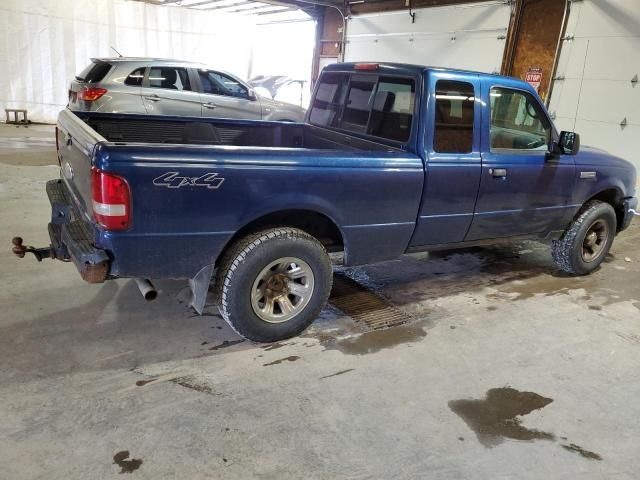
{"left": 1, "top": 123, "right": 640, "bottom": 479}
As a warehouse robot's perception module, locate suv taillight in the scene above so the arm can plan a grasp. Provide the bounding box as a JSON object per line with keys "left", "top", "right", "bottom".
{"left": 91, "top": 168, "right": 131, "bottom": 230}
{"left": 78, "top": 87, "right": 107, "bottom": 101}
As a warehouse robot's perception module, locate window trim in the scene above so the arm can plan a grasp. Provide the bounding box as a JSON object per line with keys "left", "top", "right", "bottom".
{"left": 308, "top": 71, "right": 419, "bottom": 146}
{"left": 487, "top": 84, "right": 554, "bottom": 155}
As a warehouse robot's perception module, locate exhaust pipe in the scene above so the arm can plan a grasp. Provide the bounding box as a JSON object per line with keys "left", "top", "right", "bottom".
{"left": 134, "top": 278, "right": 157, "bottom": 301}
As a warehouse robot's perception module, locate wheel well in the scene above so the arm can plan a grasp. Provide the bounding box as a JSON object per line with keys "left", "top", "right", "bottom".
{"left": 216, "top": 210, "right": 344, "bottom": 265}
{"left": 586, "top": 188, "right": 625, "bottom": 229}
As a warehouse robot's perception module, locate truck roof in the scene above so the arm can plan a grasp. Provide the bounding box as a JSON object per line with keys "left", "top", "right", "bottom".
{"left": 324, "top": 61, "right": 505, "bottom": 79}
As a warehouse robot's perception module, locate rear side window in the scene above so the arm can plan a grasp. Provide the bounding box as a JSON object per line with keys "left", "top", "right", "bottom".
{"left": 125, "top": 68, "right": 145, "bottom": 87}
{"left": 308, "top": 73, "right": 349, "bottom": 127}
{"left": 433, "top": 80, "right": 475, "bottom": 153}
{"left": 76, "top": 61, "right": 112, "bottom": 84}
{"left": 148, "top": 67, "right": 192, "bottom": 91}
{"left": 309, "top": 72, "right": 415, "bottom": 143}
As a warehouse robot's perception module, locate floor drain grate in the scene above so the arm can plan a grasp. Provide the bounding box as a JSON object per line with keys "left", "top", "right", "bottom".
{"left": 329, "top": 274, "right": 413, "bottom": 330}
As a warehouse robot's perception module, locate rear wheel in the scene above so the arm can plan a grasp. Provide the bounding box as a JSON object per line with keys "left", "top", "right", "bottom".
{"left": 214, "top": 228, "right": 332, "bottom": 342}
{"left": 551, "top": 201, "right": 617, "bottom": 275}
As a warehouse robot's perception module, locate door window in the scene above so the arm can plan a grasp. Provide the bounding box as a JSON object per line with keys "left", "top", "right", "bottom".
{"left": 125, "top": 68, "right": 145, "bottom": 86}
{"left": 433, "top": 80, "right": 475, "bottom": 154}
{"left": 490, "top": 87, "right": 550, "bottom": 151}
{"left": 148, "top": 67, "right": 192, "bottom": 91}
{"left": 199, "top": 70, "right": 248, "bottom": 98}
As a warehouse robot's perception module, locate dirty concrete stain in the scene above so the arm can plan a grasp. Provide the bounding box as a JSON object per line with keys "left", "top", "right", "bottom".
{"left": 113, "top": 450, "right": 143, "bottom": 474}
{"left": 323, "top": 323, "right": 427, "bottom": 355}
{"left": 261, "top": 342, "right": 289, "bottom": 351}
{"left": 209, "top": 339, "right": 245, "bottom": 351}
{"left": 170, "top": 376, "right": 217, "bottom": 395}
{"left": 263, "top": 355, "right": 300, "bottom": 366}
{"left": 562, "top": 443, "right": 602, "bottom": 461}
{"left": 135, "top": 378, "right": 157, "bottom": 387}
{"left": 320, "top": 368, "right": 355, "bottom": 379}
{"left": 449, "top": 387, "right": 554, "bottom": 448}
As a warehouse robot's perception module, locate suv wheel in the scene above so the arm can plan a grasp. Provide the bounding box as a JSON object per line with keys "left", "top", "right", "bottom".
{"left": 214, "top": 228, "right": 332, "bottom": 342}
{"left": 551, "top": 201, "right": 617, "bottom": 275}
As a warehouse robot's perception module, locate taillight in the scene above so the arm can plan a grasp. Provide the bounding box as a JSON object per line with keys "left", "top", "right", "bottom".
{"left": 91, "top": 168, "right": 131, "bottom": 230}
{"left": 78, "top": 87, "right": 107, "bottom": 101}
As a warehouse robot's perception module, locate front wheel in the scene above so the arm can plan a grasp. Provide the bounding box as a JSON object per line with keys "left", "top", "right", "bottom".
{"left": 214, "top": 228, "right": 332, "bottom": 342}
{"left": 551, "top": 201, "right": 617, "bottom": 275}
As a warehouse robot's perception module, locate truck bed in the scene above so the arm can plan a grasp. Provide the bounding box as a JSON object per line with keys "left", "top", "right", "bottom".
{"left": 77, "top": 112, "right": 402, "bottom": 152}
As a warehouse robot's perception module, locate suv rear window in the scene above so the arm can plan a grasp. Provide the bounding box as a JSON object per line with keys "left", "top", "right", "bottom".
{"left": 76, "top": 61, "right": 112, "bottom": 84}
{"left": 309, "top": 72, "right": 415, "bottom": 143}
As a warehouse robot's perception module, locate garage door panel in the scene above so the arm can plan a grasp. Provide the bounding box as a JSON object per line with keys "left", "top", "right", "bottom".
{"left": 555, "top": 38, "right": 589, "bottom": 80}
{"left": 548, "top": 78, "right": 582, "bottom": 122}
{"left": 345, "top": 1, "right": 509, "bottom": 74}
{"left": 576, "top": 80, "right": 640, "bottom": 125}
{"left": 583, "top": 37, "right": 640, "bottom": 80}
{"left": 573, "top": 0, "right": 640, "bottom": 38}
{"left": 347, "top": 2, "right": 509, "bottom": 37}
{"left": 575, "top": 119, "right": 640, "bottom": 169}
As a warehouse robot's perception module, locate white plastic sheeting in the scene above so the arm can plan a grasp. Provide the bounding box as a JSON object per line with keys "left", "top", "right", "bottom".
{"left": 345, "top": 1, "right": 511, "bottom": 74}
{"left": 0, "top": 0, "right": 256, "bottom": 123}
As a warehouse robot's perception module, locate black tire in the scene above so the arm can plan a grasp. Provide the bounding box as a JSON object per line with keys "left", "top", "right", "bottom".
{"left": 551, "top": 200, "right": 617, "bottom": 275}
{"left": 214, "top": 228, "right": 332, "bottom": 342}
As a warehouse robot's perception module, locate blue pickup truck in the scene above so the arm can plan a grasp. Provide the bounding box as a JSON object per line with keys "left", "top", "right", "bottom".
{"left": 13, "top": 62, "right": 637, "bottom": 342}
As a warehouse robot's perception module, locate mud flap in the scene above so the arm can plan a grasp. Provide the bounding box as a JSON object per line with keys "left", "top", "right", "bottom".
{"left": 189, "top": 264, "right": 214, "bottom": 315}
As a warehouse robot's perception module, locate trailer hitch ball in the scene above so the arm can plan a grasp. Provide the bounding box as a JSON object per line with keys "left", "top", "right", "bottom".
{"left": 12, "top": 237, "right": 26, "bottom": 258}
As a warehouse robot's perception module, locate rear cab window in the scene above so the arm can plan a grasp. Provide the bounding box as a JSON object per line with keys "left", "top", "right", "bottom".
{"left": 76, "top": 61, "right": 112, "bottom": 84}
{"left": 309, "top": 71, "right": 416, "bottom": 144}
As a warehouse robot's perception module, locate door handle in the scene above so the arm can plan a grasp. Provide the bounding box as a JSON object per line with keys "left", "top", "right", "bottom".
{"left": 203, "top": 102, "right": 217, "bottom": 109}
{"left": 489, "top": 168, "right": 507, "bottom": 178}
{"left": 144, "top": 94, "right": 160, "bottom": 102}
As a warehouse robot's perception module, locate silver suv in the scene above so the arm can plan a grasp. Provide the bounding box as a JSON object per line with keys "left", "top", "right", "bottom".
{"left": 68, "top": 58, "right": 306, "bottom": 122}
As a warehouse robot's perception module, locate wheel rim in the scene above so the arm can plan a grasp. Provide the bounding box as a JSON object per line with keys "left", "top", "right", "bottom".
{"left": 250, "top": 257, "right": 315, "bottom": 324}
{"left": 582, "top": 219, "right": 609, "bottom": 263}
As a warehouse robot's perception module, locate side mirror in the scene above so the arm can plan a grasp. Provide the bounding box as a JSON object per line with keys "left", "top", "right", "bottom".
{"left": 246, "top": 88, "right": 258, "bottom": 101}
{"left": 558, "top": 131, "right": 580, "bottom": 155}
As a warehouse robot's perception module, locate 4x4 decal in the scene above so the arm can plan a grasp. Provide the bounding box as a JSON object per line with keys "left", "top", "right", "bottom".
{"left": 153, "top": 172, "right": 224, "bottom": 189}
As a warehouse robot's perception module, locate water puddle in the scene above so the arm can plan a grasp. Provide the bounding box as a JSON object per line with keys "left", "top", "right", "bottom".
{"left": 448, "top": 387, "right": 555, "bottom": 447}
{"left": 323, "top": 323, "right": 427, "bottom": 355}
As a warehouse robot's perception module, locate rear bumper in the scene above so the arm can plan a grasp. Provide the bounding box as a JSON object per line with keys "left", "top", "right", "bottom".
{"left": 47, "top": 179, "right": 110, "bottom": 282}
{"left": 620, "top": 197, "right": 638, "bottom": 232}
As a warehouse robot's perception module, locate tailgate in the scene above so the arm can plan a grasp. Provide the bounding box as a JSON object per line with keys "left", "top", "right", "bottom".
{"left": 56, "top": 109, "right": 106, "bottom": 221}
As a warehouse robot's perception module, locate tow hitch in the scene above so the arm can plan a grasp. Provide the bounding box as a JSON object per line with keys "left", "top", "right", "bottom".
{"left": 11, "top": 236, "right": 63, "bottom": 262}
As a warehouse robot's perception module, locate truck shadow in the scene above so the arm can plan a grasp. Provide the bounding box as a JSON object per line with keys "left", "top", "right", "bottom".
{"left": 1, "top": 240, "right": 614, "bottom": 383}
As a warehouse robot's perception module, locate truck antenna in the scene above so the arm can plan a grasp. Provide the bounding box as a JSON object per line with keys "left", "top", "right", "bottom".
{"left": 110, "top": 46, "right": 123, "bottom": 58}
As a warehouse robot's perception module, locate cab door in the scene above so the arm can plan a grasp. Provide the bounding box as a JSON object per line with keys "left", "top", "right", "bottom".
{"left": 465, "top": 81, "right": 576, "bottom": 240}
{"left": 409, "top": 72, "right": 482, "bottom": 246}
{"left": 196, "top": 69, "right": 261, "bottom": 120}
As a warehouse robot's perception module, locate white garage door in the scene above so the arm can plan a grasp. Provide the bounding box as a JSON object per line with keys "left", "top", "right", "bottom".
{"left": 548, "top": 0, "right": 640, "bottom": 170}
{"left": 344, "top": 1, "right": 511, "bottom": 74}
